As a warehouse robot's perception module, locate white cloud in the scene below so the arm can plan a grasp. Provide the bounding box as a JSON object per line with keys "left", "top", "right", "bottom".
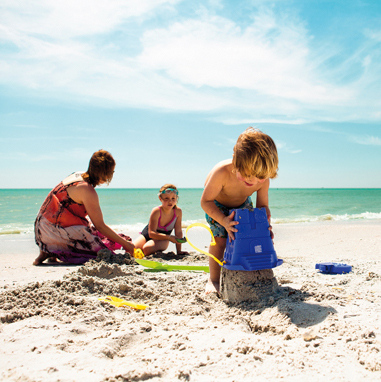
{"left": 275, "top": 140, "right": 301, "bottom": 154}
{"left": 212, "top": 117, "right": 309, "bottom": 125}
{"left": 0, "top": 2, "right": 380, "bottom": 124}
{"left": 212, "top": 136, "right": 236, "bottom": 148}
{"left": 138, "top": 13, "right": 351, "bottom": 105}
{"left": 349, "top": 135, "right": 381, "bottom": 146}
{"left": 13, "top": 124, "right": 42, "bottom": 128}
{"left": 0, "top": 0, "right": 180, "bottom": 38}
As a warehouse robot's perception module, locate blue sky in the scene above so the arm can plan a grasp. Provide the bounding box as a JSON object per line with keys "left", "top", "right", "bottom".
{"left": 1, "top": 0, "right": 380, "bottom": 188}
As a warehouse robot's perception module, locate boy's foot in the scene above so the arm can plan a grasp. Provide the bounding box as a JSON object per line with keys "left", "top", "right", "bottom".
{"left": 205, "top": 278, "right": 220, "bottom": 294}
{"left": 33, "top": 251, "right": 50, "bottom": 265}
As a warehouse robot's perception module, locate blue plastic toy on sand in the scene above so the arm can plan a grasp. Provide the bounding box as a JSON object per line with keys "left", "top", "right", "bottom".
{"left": 315, "top": 262, "right": 352, "bottom": 274}
{"left": 223, "top": 208, "right": 283, "bottom": 271}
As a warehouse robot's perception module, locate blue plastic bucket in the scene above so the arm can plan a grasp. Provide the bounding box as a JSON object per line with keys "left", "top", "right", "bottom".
{"left": 223, "top": 208, "right": 283, "bottom": 271}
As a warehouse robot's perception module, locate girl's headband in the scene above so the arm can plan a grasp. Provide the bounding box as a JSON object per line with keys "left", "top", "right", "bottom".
{"left": 160, "top": 188, "right": 178, "bottom": 195}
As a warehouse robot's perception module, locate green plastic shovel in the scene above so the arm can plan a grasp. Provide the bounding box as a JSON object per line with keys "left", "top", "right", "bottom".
{"left": 135, "top": 258, "right": 209, "bottom": 273}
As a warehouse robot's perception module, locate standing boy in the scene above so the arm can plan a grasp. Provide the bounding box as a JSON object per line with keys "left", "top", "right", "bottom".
{"left": 201, "top": 127, "right": 279, "bottom": 294}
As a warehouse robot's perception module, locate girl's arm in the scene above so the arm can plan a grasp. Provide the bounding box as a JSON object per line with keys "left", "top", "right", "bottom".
{"left": 174, "top": 208, "right": 187, "bottom": 254}
{"left": 74, "top": 183, "right": 135, "bottom": 254}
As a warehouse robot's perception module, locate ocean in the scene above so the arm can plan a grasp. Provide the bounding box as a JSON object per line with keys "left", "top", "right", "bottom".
{"left": 0, "top": 188, "right": 380, "bottom": 235}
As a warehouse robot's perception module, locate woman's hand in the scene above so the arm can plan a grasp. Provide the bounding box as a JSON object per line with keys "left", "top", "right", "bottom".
{"left": 122, "top": 240, "right": 135, "bottom": 255}
{"left": 222, "top": 211, "right": 239, "bottom": 242}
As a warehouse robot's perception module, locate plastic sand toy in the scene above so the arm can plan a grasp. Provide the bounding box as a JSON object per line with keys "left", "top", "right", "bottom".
{"left": 185, "top": 222, "right": 224, "bottom": 266}
{"left": 98, "top": 296, "right": 148, "bottom": 310}
{"left": 223, "top": 208, "right": 283, "bottom": 271}
{"left": 135, "top": 258, "right": 209, "bottom": 272}
{"left": 185, "top": 208, "right": 283, "bottom": 271}
{"left": 133, "top": 248, "right": 145, "bottom": 259}
{"left": 315, "top": 262, "right": 352, "bottom": 274}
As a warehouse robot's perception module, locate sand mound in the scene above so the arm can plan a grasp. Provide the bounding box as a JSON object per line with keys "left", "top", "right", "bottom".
{"left": 1, "top": 245, "right": 380, "bottom": 381}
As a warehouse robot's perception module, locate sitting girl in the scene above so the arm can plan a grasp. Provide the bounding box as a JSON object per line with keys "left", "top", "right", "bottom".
{"left": 133, "top": 184, "right": 188, "bottom": 256}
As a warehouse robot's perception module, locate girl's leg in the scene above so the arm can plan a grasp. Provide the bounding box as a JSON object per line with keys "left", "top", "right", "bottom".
{"left": 143, "top": 239, "right": 169, "bottom": 256}
{"left": 133, "top": 234, "right": 147, "bottom": 250}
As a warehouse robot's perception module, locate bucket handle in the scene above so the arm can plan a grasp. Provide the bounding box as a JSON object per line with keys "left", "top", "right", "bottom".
{"left": 185, "top": 223, "right": 225, "bottom": 267}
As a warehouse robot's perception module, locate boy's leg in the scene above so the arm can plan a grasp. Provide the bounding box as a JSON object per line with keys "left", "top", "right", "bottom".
{"left": 205, "top": 202, "right": 230, "bottom": 294}
{"left": 205, "top": 237, "right": 226, "bottom": 294}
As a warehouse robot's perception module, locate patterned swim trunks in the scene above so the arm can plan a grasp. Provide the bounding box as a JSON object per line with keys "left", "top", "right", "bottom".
{"left": 205, "top": 197, "right": 253, "bottom": 238}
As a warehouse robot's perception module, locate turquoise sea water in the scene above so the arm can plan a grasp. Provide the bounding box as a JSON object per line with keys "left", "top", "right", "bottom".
{"left": 0, "top": 188, "right": 380, "bottom": 235}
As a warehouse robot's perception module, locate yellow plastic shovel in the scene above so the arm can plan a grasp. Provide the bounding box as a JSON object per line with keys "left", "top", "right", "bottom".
{"left": 98, "top": 296, "right": 148, "bottom": 310}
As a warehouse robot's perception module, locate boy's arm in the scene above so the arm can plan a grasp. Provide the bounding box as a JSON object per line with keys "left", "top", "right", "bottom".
{"left": 201, "top": 167, "right": 238, "bottom": 241}
{"left": 256, "top": 179, "right": 274, "bottom": 239}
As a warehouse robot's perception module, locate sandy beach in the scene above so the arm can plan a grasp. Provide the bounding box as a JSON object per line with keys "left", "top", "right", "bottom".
{"left": 1, "top": 220, "right": 380, "bottom": 381}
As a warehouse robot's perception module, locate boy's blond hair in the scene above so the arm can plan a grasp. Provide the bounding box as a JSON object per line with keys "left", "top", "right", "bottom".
{"left": 232, "top": 127, "right": 278, "bottom": 179}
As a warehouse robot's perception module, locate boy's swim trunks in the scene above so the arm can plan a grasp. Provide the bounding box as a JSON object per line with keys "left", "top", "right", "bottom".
{"left": 205, "top": 197, "right": 253, "bottom": 238}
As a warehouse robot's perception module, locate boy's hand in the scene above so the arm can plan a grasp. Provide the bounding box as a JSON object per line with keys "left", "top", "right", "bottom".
{"left": 266, "top": 211, "right": 274, "bottom": 240}
{"left": 268, "top": 224, "right": 274, "bottom": 240}
{"left": 222, "top": 211, "right": 239, "bottom": 242}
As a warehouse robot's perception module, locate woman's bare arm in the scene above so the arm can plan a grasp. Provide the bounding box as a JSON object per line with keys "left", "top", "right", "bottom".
{"left": 174, "top": 208, "right": 186, "bottom": 254}
{"left": 70, "top": 183, "right": 135, "bottom": 254}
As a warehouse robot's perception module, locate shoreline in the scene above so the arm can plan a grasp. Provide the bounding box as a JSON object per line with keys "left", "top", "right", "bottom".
{"left": 1, "top": 219, "right": 380, "bottom": 381}
{"left": 1, "top": 219, "right": 380, "bottom": 289}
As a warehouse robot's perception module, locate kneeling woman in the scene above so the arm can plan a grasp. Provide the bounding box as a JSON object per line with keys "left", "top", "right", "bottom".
{"left": 34, "top": 150, "right": 135, "bottom": 265}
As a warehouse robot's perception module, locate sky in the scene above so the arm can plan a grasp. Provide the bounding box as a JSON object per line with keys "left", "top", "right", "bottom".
{"left": 0, "top": 0, "right": 380, "bottom": 189}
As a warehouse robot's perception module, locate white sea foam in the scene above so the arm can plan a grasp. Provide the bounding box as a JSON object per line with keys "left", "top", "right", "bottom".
{"left": 1, "top": 212, "right": 380, "bottom": 236}
{"left": 0, "top": 224, "right": 34, "bottom": 235}
{"left": 109, "top": 219, "right": 208, "bottom": 237}
{"left": 272, "top": 211, "right": 381, "bottom": 224}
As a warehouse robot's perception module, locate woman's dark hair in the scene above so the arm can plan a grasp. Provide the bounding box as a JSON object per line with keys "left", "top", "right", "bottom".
{"left": 82, "top": 150, "right": 115, "bottom": 187}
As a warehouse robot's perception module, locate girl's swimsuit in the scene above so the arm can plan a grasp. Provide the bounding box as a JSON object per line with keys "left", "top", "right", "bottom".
{"left": 141, "top": 208, "right": 177, "bottom": 241}
{"left": 34, "top": 172, "right": 131, "bottom": 264}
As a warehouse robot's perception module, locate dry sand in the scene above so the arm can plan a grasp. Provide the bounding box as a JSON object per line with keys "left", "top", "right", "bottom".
{"left": 0, "top": 220, "right": 380, "bottom": 381}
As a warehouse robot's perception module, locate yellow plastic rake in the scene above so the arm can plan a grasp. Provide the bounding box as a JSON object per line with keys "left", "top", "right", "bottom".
{"left": 185, "top": 223, "right": 225, "bottom": 267}
{"left": 98, "top": 296, "right": 148, "bottom": 310}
